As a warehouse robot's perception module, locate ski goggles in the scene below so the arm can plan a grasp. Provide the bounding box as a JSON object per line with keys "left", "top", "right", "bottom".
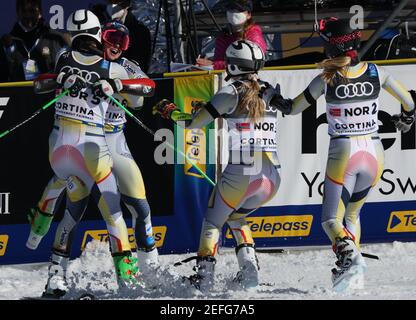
{"left": 102, "top": 29, "right": 130, "bottom": 51}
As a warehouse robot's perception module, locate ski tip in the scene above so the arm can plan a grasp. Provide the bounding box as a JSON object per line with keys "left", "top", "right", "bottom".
{"left": 257, "top": 248, "right": 285, "bottom": 254}
{"left": 361, "top": 252, "right": 380, "bottom": 260}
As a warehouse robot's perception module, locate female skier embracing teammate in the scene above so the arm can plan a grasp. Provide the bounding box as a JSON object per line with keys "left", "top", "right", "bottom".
{"left": 27, "top": 16, "right": 158, "bottom": 297}
{"left": 28, "top": 10, "right": 143, "bottom": 298}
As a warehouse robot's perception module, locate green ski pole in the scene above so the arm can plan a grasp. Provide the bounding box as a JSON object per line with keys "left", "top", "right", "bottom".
{"left": 108, "top": 95, "right": 215, "bottom": 187}
{"left": 0, "top": 90, "right": 69, "bottom": 139}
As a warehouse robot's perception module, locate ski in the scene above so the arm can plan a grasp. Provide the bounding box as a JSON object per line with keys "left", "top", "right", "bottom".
{"left": 21, "top": 296, "right": 61, "bottom": 301}
{"left": 256, "top": 249, "right": 285, "bottom": 254}
{"left": 21, "top": 292, "right": 97, "bottom": 300}
{"left": 362, "top": 252, "right": 379, "bottom": 260}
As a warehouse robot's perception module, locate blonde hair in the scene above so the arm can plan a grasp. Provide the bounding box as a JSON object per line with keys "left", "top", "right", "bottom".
{"left": 236, "top": 73, "right": 264, "bottom": 122}
{"left": 317, "top": 56, "right": 352, "bottom": 86}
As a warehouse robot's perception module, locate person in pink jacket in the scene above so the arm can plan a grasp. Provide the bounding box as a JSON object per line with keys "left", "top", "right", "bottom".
{"left": 196, "top": 0, "right": 266, "bottom": 70}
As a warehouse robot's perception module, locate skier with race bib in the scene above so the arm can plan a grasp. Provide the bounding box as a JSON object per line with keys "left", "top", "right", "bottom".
{"left": 99, "top": 21, "right": 159, "bottom": 278}
{"left": 33, "top": 10, "right": 139, "bottom": 298}
{"left": 272, "top": 17, "right": 415, "bottom": 291}
{"left": 26, "top": 20, "right": 158, "bottom": 288}
{"left": 153, "top": 40, "right": 291, "bottom": 290}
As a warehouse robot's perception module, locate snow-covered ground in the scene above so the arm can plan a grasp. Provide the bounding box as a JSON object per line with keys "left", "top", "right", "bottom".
{"left": 0, "top": 240, "right": 415, "bottom": 300}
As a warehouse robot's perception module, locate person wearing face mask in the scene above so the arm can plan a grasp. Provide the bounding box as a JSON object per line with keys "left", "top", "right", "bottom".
{"left": 90, "top": 0, "right": 152, "bottom": 73}
{"left": 196, "top": 0, "right": 266, "bottom": 70}
{"left": 0, "top": 0, "right": 69, "bottom": 82}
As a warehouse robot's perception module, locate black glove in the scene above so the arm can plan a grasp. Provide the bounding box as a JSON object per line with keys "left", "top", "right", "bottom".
{"left": 191, "top": 100, "right": 206, "bottom": 113}
{"left": 152, "top": 99, "right": 179, "bottom": 119}
{"left": 270, "top": 94, "right": 293, "bottom": 115}
{"left": 56, "top": 72, "right": 87, "bottom": 94}
{"left": 392, "top": 110, "right": 415, "bottom": 133}
{"left": 259, "top": 82, "right": 292, "bottom": 115}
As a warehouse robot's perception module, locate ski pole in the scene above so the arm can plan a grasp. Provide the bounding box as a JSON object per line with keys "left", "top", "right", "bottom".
{"left": 0, "top": 76, "right": 158, "bottom": 140}
{"left": 0, "top": 89, "right": 69, "bottom": 139}
{"left": 107, "top": 95, "right": 215, "bottom": 187}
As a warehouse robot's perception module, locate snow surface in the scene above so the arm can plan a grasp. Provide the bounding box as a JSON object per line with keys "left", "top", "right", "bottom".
{"left": 0, "top": 240, "right": 415, "bottom": 300}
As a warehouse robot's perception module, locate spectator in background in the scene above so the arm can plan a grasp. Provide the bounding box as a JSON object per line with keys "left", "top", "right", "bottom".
{"left": 91, "top": 0, "right": 152, "bottom": 73}
{"left": 196, "top": 0, "right": 266, "bottom": 70}
{"left": 0, "top": 0, "right": 69, "bottom": 82}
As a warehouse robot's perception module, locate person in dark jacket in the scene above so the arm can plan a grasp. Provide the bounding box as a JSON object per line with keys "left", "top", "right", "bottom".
{"left": 0, "top": 0, "right": 69, "bottom": 82}
{"left": 90, "top": 0, "right": 152, "bottom": 73}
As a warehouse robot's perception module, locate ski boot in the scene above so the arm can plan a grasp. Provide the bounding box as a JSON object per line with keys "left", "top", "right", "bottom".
{"left": 26, "top": 207, "right": 54, "bottom": 250}
{"left": 136, "top": 247, "right": 160, "bottom": 288}
{"left": 233, "top": 244, "right": 260, "bottom": 288}
{"left": 331, "top": 236, "right": 367, "bottom": 292}
{"left": 113, "top": 252, "right": 139, "bottom": 288}
{"left": 42, "top": 252, "right": 69, "bottom": 299}
{"left": 188, "top": 256, "right": 216, "bottom": 291}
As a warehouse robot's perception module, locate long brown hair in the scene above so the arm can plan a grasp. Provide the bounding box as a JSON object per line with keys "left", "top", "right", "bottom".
{"left": 317, "top": 56, "right": 351, "bottom": 86}
{"left": 235, "top": 73, "right": 264, "bottom": 122}
{"left": 236, "top": 17, "right": 255, "bottom": 40}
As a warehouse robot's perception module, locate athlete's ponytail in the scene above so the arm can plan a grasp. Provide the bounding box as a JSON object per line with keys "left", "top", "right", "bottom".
{"left": 317, "top": 56, "right": 351, "bottom": 86}
{"left": 236, "top": 73, "right": 264, "bottom": 122}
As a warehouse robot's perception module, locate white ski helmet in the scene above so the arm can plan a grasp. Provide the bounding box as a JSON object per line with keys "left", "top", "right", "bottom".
{"left": 225, "top": 40, "right": 265, "bottom": 78}
{"left": 67, "top": 9, "right": 102, "bottom": 44}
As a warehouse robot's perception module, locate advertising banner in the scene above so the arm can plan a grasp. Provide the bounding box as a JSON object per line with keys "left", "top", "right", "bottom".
{"left": 172, "top": 75, "right": 217, "bottom": 252}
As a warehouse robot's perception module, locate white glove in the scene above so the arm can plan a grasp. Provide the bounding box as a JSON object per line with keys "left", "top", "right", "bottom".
{"left": 93, "top": 78, "right": 123, "bottom": 97}
{"left": 56, "top": 72, "right": 86, "bottom": 94}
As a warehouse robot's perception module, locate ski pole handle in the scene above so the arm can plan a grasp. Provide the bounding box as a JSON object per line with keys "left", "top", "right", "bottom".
{"left": 34, "top": 74, "right": 156, "bottom": 95}
{"left": 120, "top": 78, "right": 156, "bottom": 88}
{"left": 120, "top": 78, "right": 156, "bottom": 97}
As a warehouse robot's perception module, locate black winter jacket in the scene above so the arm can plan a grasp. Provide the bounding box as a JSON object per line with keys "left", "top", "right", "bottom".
{"left": 0, "top": 20, "right": 69, "bottom": 82}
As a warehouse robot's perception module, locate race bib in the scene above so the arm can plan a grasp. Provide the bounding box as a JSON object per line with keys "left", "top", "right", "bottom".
{"left": 228, "top": 116, "right": 278, "bottom": 152}
{"left": 327, "top": 99, "right": 379, "bottom": 136}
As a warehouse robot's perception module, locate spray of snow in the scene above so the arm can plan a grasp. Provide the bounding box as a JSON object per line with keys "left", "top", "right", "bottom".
{"left": 1, "top": 240, "right": 415, "bottom": 300}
